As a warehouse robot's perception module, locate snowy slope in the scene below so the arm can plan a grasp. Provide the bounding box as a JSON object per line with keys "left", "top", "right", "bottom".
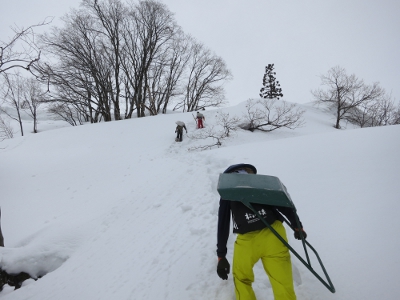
{"left": 1, "top": 101, "right": 399, "bottom": 300}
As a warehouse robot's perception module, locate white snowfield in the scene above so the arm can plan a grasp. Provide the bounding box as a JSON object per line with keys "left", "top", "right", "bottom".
{"left": 1, "top": 100, "right": 399, "bottom": 300}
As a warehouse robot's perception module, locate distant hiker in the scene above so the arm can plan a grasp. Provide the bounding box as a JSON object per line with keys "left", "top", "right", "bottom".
{"left": 216, "top": 163, "right": 307, "bottom": 300}
{"left": 175, "top": 121, "right": 187, "bottom": 142}
{"left": 196, "top": 111, "right": 205, "bottom": 129}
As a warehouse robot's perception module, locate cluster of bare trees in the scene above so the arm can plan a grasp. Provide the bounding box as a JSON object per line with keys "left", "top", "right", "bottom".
{"left": 312, "top": 66, "right": 399, "bottom": 129}
{"left": 344, "top": 94, "right": 399, "bottom": 128}
{"left": 0, "top": 73, "right": 46, "bottom": 136}
{"left": 37, "top": 0, "right": 231, "bottom": 124}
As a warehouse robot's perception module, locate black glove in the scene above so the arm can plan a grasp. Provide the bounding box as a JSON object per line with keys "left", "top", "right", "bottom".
{"left": 294, "top": 228, "right": 307, "bottom": 240}
{"left": 217, "top": 257, "right": 230, "bottom": 280}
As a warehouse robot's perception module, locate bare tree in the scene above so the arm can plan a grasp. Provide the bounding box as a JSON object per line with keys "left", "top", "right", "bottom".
{"left": 371, "top": 95, "right": 397, "bottom": 126}
{"left": 0, "top": 73, "right": 25, "bottom": 136}
{"left": 47, "top": 102, "right": 84, "bottom": 126}
{"left": 145, "top": 31, "right": 191, "bottom": 115}
{"left": 345, "top": 94, "right": 398, "bottom": 128}
{"left": 120, "top": 0, "right": 178, "bottom": 118}
{"left": 82, "top": 0, "right": 126, "bottom": 120}
{"left": 175, "top": 40, "right": 232, "bottom": 112}
{"left": 21, "top": 78, "right": 46, "bottom": 133}
{"left": 312, "top": 66, "right": 386, "bottom": 129}
{"left": 0, "top": 115, "right": 14, "bottom": 140}
{"left": 344, "top": 100, "right": 376, "bottom": 128}
{"left": 392, "top": 102, "right": 400, "bottom": 125}
{"left": 216, "top": 111, "right": 241, "bottom": 137}
{"left": 242, "top": 98, "right": 305, "bottom": 132}
{"left": 47, "top": 82, "right": 97, "bottom": 124}
{"left": 40, "top": 10, "right": 115, "bottom": 122}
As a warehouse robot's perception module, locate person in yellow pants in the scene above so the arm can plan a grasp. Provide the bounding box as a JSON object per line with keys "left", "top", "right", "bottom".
{"left": 233, "top": 222, "right": 296, "bottom": 300}
{"left": 216, "top": 163, "right": 307, "bottom": 300}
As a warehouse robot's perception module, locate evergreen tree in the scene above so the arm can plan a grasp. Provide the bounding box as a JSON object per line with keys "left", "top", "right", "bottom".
{"left": 259, "top": 64, "right": 283, "bottom": 100}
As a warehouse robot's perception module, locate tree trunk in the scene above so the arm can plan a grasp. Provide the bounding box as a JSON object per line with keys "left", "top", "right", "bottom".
{"left": 33, "top": 108, "right": 38, "bottom": 133}
{"left": 0, "top": 208, "right": 4, "bottom": 247}
{"left": 335, "top": 105, "right": 341, "bottom": 129}
{"left": 17, "top": 111, "right": 24, "bottom": 137}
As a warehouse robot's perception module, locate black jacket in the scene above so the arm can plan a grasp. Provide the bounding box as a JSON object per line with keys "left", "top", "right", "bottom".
{"left": 217, "top": 199, "right": 302, "bottom": 257}
{"left": 175, "top": 124, "right": 187, "bottom": 133}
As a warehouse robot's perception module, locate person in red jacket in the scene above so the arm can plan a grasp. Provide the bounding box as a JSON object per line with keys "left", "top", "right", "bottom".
{"left": 216, "top": 163, "right": 306, "bottom": 300}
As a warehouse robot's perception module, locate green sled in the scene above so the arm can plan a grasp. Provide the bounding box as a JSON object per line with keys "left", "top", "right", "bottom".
{"left": 217, "top": 173, "right": 295, "bottom": 208}
{"left": 217, "top": 173, "right": 336, "bottom": 293}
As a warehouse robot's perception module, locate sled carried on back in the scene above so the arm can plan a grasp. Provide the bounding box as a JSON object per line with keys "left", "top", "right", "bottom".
{"left": 217, "top": 173, "right": 336, "bottom": 293}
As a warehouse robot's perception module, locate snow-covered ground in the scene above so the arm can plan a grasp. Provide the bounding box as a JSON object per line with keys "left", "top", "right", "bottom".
{"left": 1, "top": 101, "right": 399, "bottom": 299}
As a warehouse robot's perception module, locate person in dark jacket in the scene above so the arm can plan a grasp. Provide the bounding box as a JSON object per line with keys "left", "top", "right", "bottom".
{"left": 175, "top": 122, "right": 187, "bottom": 142}
{"left": 216, "top": 163, "right": 306, "bottom": 300}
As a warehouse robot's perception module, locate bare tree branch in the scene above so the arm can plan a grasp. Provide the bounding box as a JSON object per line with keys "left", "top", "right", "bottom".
{"left": 0, "top": 18, "right": 52, "bottom": 75}
{"left": 188, "top": 126, "right": 224, "bottom": 151}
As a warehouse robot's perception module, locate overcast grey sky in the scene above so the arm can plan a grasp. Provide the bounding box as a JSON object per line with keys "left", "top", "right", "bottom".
{"left": 2, "top": 0, "right": 399, "bottom": 105}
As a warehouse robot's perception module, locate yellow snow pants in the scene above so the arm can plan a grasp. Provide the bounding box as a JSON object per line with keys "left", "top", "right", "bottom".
{"left": 233, "top": 221, "right": 296, "bottom": 300}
